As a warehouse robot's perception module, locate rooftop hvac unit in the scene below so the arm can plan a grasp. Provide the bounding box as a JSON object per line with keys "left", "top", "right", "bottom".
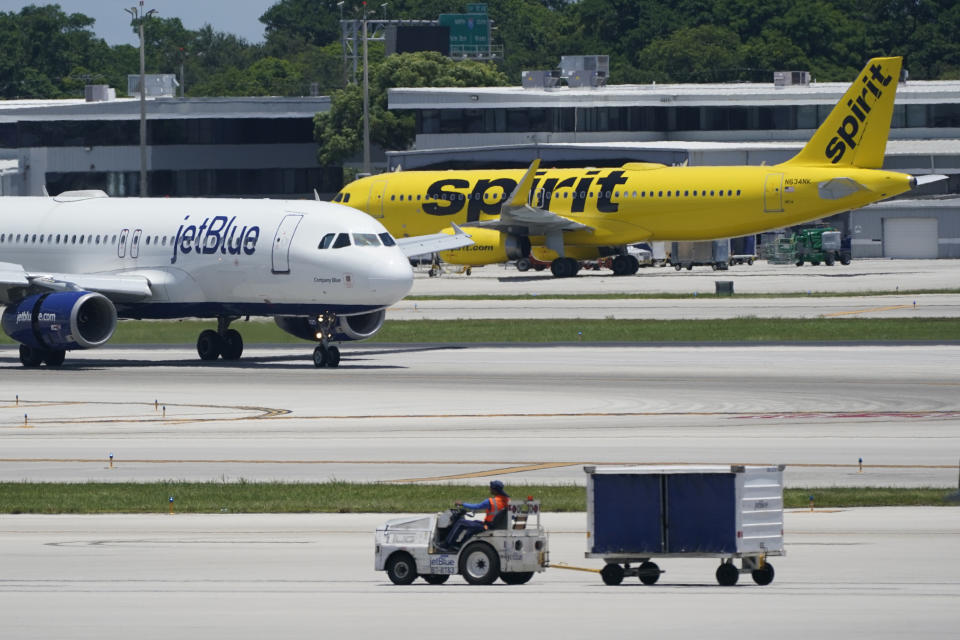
{"left": 566, "top": 70, "right": 607, "bottom": 88}
{"left": 773, "top": 70, "right": 811, "bottom": 86}
{"left": 84, "top": 85, "right": 116, "bottom": 102}
{"left": 559, "top": 55, "right": 610, "bottom": 78}
{"left": 127, "top": 74, "right": 179, "bottom": 98}
{"left": 521, "top": 70, "right": 561, "bottom": 90}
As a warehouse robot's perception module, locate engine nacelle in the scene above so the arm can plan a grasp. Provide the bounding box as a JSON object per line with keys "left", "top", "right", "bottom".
{"left": 439, "top": 228, "right": 530, "bottom": 265}
{"left": 1, "top": 291, "right": 118, "bottom": 350}
{"left": 274, "top": 309, "right": 386, "bottom": 343}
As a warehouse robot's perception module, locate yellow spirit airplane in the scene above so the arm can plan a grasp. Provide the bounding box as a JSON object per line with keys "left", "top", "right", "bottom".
{"left": 335, "top": 57, "right": 942, "bottom": 277}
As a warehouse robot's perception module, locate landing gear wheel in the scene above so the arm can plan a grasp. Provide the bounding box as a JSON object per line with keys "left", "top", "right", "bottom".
{"left": 313, "top": 345, "right": 328, "bottom": 368}
{"left": 43, "top": 350, "right": 66, "bottom": 367}
{"left": 221, "top": 329, "right": 244, "bottom": 360}
{"left": 612, "top": 255, "right": 629, "bottom": 275}
{"left": 325, "top": 345, "right": 340, "bottom": 368}
{"left": 19, "top": 345, "right": 44, "bottom": 367}
{"left": 197, "top": 330, "right": 222, "bottom": 361}
{"left": 751, "top": 562, "right": 775, "bottom": 586}
{"left": 459, "top": 542, "right": 500, "bottom": 585}
{"left": 638, "top": 561, "right": 660, "bottom": 585}
{"left": 516, "top": 257, "right": 531, "bottom": 272}
{"left": 313, "top": 345, "right": 341, "bottom": 368}
{"left": 600, "top": 563, "right": 624, "bottom": 586}
{"left": 385, "top": 552, "right": 417, "bottom": 585}
{"left": 421, "top": 574, "right": 450, "bottom": 585}
{"left": 500, "top": 572, "right": 534, "bottom": 585}
{"left": 716, "top": 562, "right": 739, "bottom": 586}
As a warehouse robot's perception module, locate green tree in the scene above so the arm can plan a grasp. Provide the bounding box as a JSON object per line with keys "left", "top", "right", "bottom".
{"left": 634, "top": 25, "right": 747, "bottom": 83}
{"left": 314, "top": 51, "right": 509, "bottom": 166}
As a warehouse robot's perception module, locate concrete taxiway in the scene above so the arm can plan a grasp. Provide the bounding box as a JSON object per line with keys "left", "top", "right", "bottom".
{"left": 1, "top": 343, "right": 958, "bottom": 487}
{"left": 1, "top": 508, "right": 957, "bottom": 639}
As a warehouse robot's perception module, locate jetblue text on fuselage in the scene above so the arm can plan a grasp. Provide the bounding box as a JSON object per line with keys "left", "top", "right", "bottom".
{"left": 421, "top": 170, "right": 629, "bottom": 221}
{"left": 824, "top": 62, "right": 893, "bottom": 164}
{"left": 170, "top": 215, "right": 260, "bottom": 264}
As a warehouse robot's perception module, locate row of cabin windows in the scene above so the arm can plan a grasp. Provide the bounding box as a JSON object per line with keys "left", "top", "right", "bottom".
{"left": 317, "top": 232, "right": 396, "bottom": 249}
{"left": 382, "top": 189, "right": 744, "bottom": 202}
{"left": 0, "top": 232, "right": 176, "bottom": 247}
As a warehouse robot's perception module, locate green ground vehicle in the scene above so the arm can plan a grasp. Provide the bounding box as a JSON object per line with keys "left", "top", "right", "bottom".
{"left": 792, "top": 227, "right": 851, "bottom": 266}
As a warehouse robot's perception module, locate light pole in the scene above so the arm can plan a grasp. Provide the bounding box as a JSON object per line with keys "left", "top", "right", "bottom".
{"left": 362, "top": 1, "right": 370, "bottom": 175}
{"left": 125, "top": 2, "right": 157, "bottom": 197}
{"left": 381, "top": 3, "right": 389, "bottom": 20}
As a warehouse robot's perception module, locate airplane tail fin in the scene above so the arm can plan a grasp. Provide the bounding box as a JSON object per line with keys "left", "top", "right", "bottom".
{"left": 783, "top": 57, "right": 901, "bottom": 169}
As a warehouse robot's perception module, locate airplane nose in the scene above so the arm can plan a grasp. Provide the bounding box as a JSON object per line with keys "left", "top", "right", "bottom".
{"left": 367, "top": 250, "right": 414, "bottom": 302}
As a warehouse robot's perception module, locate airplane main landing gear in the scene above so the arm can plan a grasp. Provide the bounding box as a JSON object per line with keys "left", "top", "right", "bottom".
{"left": 18, "top": 344, "right": 66, "bottom": 368}
{"left": 550, "top": 257, "right": 580, "bottom": 278}
{"left": 196, "top": 316, "right": 244, "bottom": 362}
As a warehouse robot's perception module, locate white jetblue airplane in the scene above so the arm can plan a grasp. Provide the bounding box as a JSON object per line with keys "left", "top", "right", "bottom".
{"left": 0, "top": 190, "right": 471, "bottom": 368}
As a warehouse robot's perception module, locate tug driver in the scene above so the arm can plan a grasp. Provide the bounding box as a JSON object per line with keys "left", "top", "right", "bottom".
{"left": 442, "top": 480, "right": 510, "bottom": 550}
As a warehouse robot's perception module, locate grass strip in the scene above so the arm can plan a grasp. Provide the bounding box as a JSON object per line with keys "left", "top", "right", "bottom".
{"left": 0, "top": 317, "right": 957, "bottom": 345}
{"left": 0, "top": 482, "right": 954, "bottom": 514}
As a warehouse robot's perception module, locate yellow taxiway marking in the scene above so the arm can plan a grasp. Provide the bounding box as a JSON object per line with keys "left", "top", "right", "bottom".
{"left": 822, "top": 304, "right": 912, "bottom": 317}
{"left": 389, "top": 462, "right": 580, "bottom": 483}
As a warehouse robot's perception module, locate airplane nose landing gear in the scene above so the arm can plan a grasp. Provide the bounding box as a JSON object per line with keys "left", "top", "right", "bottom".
{"left": 311, "top": 312, "right": 341, "bottom": 368}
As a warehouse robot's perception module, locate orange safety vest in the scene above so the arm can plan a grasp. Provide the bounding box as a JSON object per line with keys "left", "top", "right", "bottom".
{"left": 484, "top": 494, "right": 509, "bottom": 526}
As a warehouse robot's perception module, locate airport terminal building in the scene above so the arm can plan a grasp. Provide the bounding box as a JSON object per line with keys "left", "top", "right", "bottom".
{"left": 387, "top": 76, "right": 960, "bottom": 258}
{"left": 0, "top": 96, "right": 339, "bottom": 199}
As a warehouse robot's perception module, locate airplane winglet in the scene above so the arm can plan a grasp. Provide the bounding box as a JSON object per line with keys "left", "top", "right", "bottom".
{"left": 505, "top": 159, "right": 541, "bottom": 208}
{"left": 450, "top": 222, "right": 472, "bottom": 237}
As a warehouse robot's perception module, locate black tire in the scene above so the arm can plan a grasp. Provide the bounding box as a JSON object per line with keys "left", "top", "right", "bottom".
{"left": 716, "top": 562, "right": 739, "bottom": 586}
{"left": 795, "top": 260, "right": 804, "bottom": 267}
{"left": 600, "top": 563, "right": 624, "bottom": 586}
{"left": 421, "top": 574, "right": 450, "bottom": 585}
{"left": 674, "top": 263, "right": 681, "bottom": 271}
{"left": 386, "top": 552, "right": 417, "bottom": 585}
{"left": 458, "top": 542, "right": 500, "bottom": 585}
{"left": 638, "top": 561, "right": 660, "bottom": 585}
{"left": 196, "top": 330, "right": 222, "bottom": 361}
{"left": 612, "top": 255, "right": 628, "bottom": 276}
{"left": 747, "top": 258, "right": 754, "bottom": 265}
{"left": 19, "top": 345, "right": 45, "bottom": 367}
{"left": 686, "top": 265, "right": 692, "bottom": 271}
{"left": 841, "top": 257, "right": 851, "bottom": 265}
{"left": 751, "top": 562, "right": 775, "bottom": 586}
{"left": 825, "top": 255, "right": 835, "bottom": 266}
{"left": 534, "top": 265, "right": 545, "bottom": 271}
{"left": 325, "top": 345, "right": 341, "bottom": 368}
{"left": 626, "top": 255, "right": 641, "bottom": 274}
{"left": 43, "top": 350, "right": 66, "bottom": 367}
{"left": 811, "top": 261, "right": 820, "bottom": 266}
{"left": 313, "top": 345, "right": 327, "bottom": 368}
{"left": 516, "top": 258, "right": 531, "bottom": 272}
{"left": 221, "top": 329, "right": 244, "bottom": 360}
{"left": 500, "top": 572, "right": 534, "bottom": 585}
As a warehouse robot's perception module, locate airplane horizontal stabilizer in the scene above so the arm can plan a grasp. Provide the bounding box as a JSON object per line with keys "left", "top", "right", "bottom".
{"left": 817, "top": 177, "right": 871, "bottom": 200}
{"left": 914, "top": 174, "right": 948, "bottom": 186}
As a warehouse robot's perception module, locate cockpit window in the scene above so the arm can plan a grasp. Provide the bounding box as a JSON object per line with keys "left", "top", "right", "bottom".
{"left": 378, "top": 232, "right": 396, "bottom": 247}
{"left": 353, "top": 233, "right": 381, "bottom": 247}
{"left": 318, "top": 232, "right": 336, "bottom": 249}
{"left": 332, "top": 233, "right": 351, "bottom": 248}
{"left": 343, "top": 193, "right": 350, "bottom": 203}
{"left": 333, "top": 193, "right": 343, "bottom": 202}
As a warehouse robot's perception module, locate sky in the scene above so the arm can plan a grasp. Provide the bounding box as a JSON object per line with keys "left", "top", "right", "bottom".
{"left": 0, "top": 1, "right": 278, "bottom": 46}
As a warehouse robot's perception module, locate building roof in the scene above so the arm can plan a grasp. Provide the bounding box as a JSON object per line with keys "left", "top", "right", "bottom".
{"left": 389, "top": 79, "right": 960, "bottom": 110}
{"left": 0, "top": 96, "right": 331, "bottom": 122}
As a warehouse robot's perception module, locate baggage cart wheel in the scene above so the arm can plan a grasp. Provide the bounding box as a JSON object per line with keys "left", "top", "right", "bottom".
{"left": 716, "top": 561, "right": 739, "bottom": 586}
{"left": 751, "top": 562, "right": 775, "bottom": 586}
{"left": 638, "top": 561, "right": 660, "bottom": 585}
{"left": 386, "top": 552, "right": 417, "bottom": 585}
{"left": 459, "top": 542, "right": 500, "bottom": 585}
{"left": 500, "top": 572, "right": 534, "bottom": 585}
{"left": 600, "top": 563, "right": 624, "bottom": 586}
{"left": 421, "top": 574, "right": 450, "bottom": 585}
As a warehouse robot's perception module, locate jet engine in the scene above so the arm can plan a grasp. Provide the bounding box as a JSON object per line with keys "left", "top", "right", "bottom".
{"left": 274, "top": 309, "right": 386, "bottom": 342}
{"left": 439, "top": 228, "right": 530, "bottom": 265}
{"left": 1, "top": 291, "right": 118, "bottom": 350}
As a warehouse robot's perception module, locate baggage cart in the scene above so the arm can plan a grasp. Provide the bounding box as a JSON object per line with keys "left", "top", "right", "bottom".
{"left": 585, "top": 464, "right": 785, "bottom": 586}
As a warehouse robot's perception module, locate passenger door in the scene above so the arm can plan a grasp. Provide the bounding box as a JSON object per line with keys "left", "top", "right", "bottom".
{"left": 271, "top": 214, "right": 303, "bottom": 274}
{"left": 367, "top": 177, "right": 389, "bottom": 219}
{"left": 764, "top": 173, "right": 784, "bottom": 213}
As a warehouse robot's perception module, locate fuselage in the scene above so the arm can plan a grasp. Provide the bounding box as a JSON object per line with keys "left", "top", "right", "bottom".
{"left": 0, "top": 193, "right": 413, "bottom": 318}
{"left": 338, "top": 164, "right": 914, "bottom": 248}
